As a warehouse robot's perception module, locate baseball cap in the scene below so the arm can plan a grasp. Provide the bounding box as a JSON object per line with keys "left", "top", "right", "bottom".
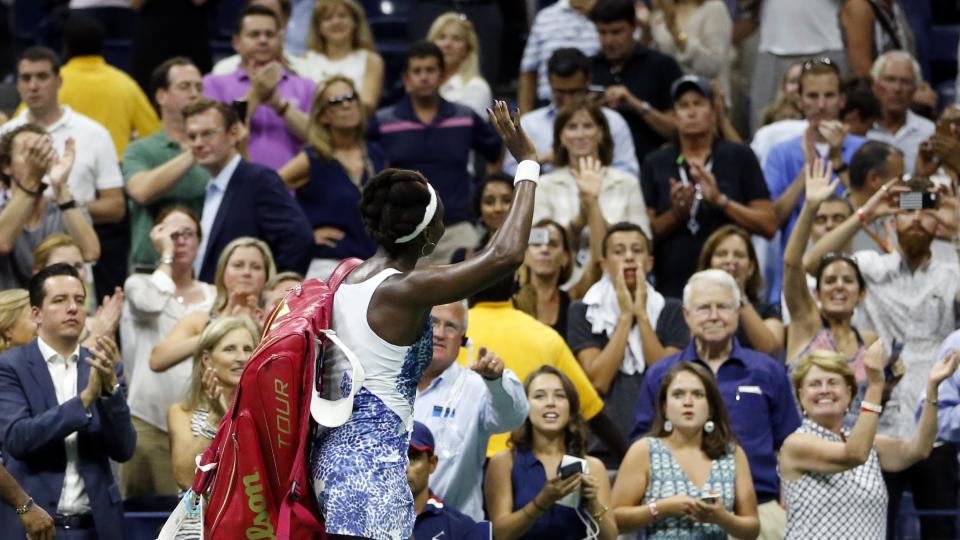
{"left": 410, "top": 421, "right": 435, "bottom": 453}
{"left": 670, "top": 74, "right": 714, "bottom": 103}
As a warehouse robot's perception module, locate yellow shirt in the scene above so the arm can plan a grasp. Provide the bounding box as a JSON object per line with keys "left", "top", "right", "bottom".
{"left": 58, "top": 56, "right": 159, "bottom": 157}
{"left": 456, "top": 301, "right": 605, "bottom": 456}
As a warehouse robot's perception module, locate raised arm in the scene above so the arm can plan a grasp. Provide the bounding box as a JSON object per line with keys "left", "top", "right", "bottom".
{"left": 390, "top": 101, "right": 539, "bottom": 307}
{"left": 806, "top": 177, "right": 899, "bottom": 272}
{"left": 780, "top": 340, "right": 887, "bottom": 475}
{"left": 51, "top": 139, "right": 100, "bottom": 261}
{"left": 875, "top": 352, "right": 960, "bottom": 472}
{"left": 785, "top": 160, "right": 838, "bottom": 344}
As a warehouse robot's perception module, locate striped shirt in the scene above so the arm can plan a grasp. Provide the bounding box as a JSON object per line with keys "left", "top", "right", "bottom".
{"left": 520, "top": 0, "right": 600, "bottom": 103}
{"left": 368, "top": 95, "right": 501, "bottom": 225}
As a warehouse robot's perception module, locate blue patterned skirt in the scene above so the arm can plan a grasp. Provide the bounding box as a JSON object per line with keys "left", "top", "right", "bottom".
{"left": 310, "top": 388, "right": 413, "bottom": 540}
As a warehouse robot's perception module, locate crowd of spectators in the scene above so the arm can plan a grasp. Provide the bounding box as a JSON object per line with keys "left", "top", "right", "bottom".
{"left": 0, "top": 0, "right": 958, "bottom": 538}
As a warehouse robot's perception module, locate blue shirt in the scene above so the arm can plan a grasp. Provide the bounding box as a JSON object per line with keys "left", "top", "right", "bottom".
{"left": 630, "top": 339, "right": 801, "bottom": 503}
{"left": 511, "top": 449, "right": 586, "bottom": 540}
{"left": 414, "top": 494, "right": 491, "bottom": 540}
{"left": 367, "top": 95, "right": 502, "bottom": 225}
{"left": 413, "top": 363, "right": 528, "bottom": 520}
{"left": 763, "top": 134, "right": 866, "bottom": 303}
{"left": 298, "top": 145, "right": 383, "bottom": 261}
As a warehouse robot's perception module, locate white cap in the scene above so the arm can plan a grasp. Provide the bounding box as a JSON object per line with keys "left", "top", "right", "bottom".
{"left": 311, "top": 330, "right": 365, "bottom": 428}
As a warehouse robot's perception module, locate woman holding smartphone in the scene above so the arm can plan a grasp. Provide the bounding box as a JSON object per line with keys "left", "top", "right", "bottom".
{"left": 611, "top": 362, "right": 759, "bottom": 539}
{"left": 485, "top": 365, "right": 618, "bottom": 540}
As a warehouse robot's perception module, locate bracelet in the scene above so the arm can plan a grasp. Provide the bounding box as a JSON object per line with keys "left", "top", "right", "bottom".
{"left": 857, "top": 208, "right": 867, "bottom": 225}
{"left": 648, "top": 499, "right": 659, "bottom": 520}
{"left": 15, "top": 497, "right": 33, "bottom": 515}
{"left": 718, "top": 194, "right": 730, "bottom": 210}
{"left": 592, "top": 504, "right": 609, "bottom": 522}
{"left": 515, "top": 160, "right": 540, "bottom": 186}
{"left": 12, "top": 177, "right": 42, "bottom": 198}
{"left": 927, "top": 397, "right": 939, "bottom": 407}
{"left": 860, "top": 401, "right": 883, "bottom": 414}
{"left": 58, "top": 199, "right": 77, "bottom": 211}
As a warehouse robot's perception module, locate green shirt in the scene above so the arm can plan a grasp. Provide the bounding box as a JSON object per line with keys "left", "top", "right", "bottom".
{"left": 122, "top": 130, "right": 209, "bottom": 269}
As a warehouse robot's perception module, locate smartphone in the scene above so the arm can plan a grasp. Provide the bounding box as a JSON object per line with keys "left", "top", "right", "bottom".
{"left": 529, "top": 227, "right": 549, "bottom": 245}
{"left": 557, "top": 460, "right": 583, "bottom": 479}
{"left": 700, "top": 493, "right": 720, "bottom": 504}
{"left": 885, "top": 339, "right": 904, "bottom": 380}
{"left": 231, "top": 99, "right": 248, "bottom": 120}
{"left": 899, "top": 191, "right": 938, "bottom": 210}
{"left": 588, "top": 84, "right": 606, "bottom": 95}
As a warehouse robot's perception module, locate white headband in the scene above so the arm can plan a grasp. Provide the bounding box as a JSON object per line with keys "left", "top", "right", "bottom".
{"left": 395, "top": 183, "right": 438, "bottom": 244}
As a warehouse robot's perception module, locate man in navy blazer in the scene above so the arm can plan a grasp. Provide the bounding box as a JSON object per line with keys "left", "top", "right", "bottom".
{"left": 0, "top": 263, "right": 136, "bottom": 539}
{"left": 183, "top": 98, "right": 313, "bottom": 283}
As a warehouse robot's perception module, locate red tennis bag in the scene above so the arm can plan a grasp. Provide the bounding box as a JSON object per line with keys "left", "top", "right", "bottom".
{"left": 190, "top": 258, "right": 362, "bottom": 540}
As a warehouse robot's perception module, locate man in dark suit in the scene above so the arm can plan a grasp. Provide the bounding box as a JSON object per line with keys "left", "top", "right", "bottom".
{"left": 0, "top": 263, "right": 136, "bottom": 539}
{"left": 183, "top": 98, "right": 312, "bottom": 283}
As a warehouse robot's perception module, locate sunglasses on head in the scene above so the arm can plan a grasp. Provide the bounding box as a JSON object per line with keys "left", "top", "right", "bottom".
{"left": 821, "top": 251, "right": 858, "bottom": 266}
{"left": 802, "top": 57, "right": 838, "bottom": 73}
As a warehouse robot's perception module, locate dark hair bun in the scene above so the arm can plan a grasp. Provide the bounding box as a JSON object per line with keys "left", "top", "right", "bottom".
{"left": 360, "top": 168, "right": 433, "bottom": 253}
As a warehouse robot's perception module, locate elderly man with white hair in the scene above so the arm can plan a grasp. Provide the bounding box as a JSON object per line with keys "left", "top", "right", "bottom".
{"left": 867, "top": 50, "right": 935, "bottom": 173}
{"left": 629, "top": 269, "right": 801, "bottom": 540}
{"left": 412, "top": 300, "right": 528, "bottom": 521}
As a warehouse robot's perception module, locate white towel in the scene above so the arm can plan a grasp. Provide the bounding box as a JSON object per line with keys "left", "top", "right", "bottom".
{"left": 583, "top": 275, "right": 666, "bottom": 375}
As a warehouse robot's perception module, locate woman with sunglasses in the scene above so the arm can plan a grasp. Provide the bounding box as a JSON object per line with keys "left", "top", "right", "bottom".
{"left": 783, "top": 160, "right": 878, "bottom": 424}
{"left": 279, "top": 76, "right": 383, "bottom": 279}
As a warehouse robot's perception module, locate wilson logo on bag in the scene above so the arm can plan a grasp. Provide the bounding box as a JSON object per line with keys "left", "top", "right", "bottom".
{"left": 187, "top": 258, "right": 363, "bottom": 540}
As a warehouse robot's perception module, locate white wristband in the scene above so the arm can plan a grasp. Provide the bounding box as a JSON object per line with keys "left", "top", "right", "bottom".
{"left": 514, "top": 160, "right": 540, "bottom": 186}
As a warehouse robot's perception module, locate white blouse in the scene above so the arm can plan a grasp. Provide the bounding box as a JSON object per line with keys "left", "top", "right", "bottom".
{"left": 532, "top": 166, "right": 651, "bottom": 239}
{"left": 440, "top": 73, "right": 493, "bottom": 118}
{"left": 121, "top": 270, "right": 216, "bottom": 431}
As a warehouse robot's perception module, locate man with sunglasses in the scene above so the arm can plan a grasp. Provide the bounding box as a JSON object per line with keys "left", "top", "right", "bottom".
{"left": 761, "top": 57, "right": 867, "bottom": 305}
{"left": 806, "top": 175, "right": 960, "bottom": 538}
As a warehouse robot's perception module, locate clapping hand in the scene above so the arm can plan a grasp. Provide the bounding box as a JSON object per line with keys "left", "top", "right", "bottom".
{"left": 88, "top": 336, "right": 121, "bottom": 393}
{"left": 669, "top": 178, "right": 694, "bottom": 219}
{"left": 488, "top": 100, "right": 537, "bottom": 164}
{"left": 803, "top": 158, "right": 838, "bottom": 207}
{"left": 469, "top": 346, "right": 504, "bottom": 380}
{"left": 87, "top": 288, "right": 124, "bottom": 344}
{"left": 818, "top": 120, "right": 848, "bottom": 152}
{"left": 48, "top": 138, "right": 76, "bottom": 199}
{"left": 688, "top": 160, "right": 723, "bottom": 207}
{"left": 251, "top": 61, "right": 282, "bottom": 104}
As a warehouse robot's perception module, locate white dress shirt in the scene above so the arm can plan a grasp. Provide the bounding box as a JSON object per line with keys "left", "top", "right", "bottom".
{"left": 413, "top": 363, "right": 528, "bottom": 520}
{"left": 36, "top": 337, "right": 91, "bottom": 514}
{"left": 194, "top": 153, "right": 242, "bottom": 275}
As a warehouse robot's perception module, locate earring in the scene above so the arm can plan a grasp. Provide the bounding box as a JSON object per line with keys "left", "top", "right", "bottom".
{"left": 704, "top": 420, "right": 715, "bottom": 434}
{"left": 420, "top": 239, "right": 436, "bottom": 258}
{"left": 664, "top": 420, "right": 673, "bottom": 433}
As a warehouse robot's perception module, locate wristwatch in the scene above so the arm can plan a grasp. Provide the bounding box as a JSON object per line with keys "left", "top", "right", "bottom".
{"left": 159, "top": 255, "right": 174, "bottom": 266}
{"left": 638, "top": 100, "right": 652, "bottom": 116}
{"left": 15, "top": 497, "right": 33, "bottom": 515}
{"left": 58, "top": 199, "right": 77, "bottom": 211}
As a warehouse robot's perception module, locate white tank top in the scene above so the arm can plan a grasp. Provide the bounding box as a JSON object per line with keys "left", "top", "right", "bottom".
{"left": 331, "top": 268, "right": 417, "bottom": 425}
{"left": 299, "top": 49, "right": 368, "bottom": 91}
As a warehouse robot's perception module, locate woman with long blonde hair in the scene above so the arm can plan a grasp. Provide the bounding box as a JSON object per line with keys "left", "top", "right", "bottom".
{"left": 150, "top": 237, "right": 275, "bottom": 373}
{"left": 427, "top": 12, "right": 492, "bottom": 117}
{"left": 279, "top": 75, "right": 384, "bottom": 279}
{"left": 299, "top": 0, "right": 385, "bottom": 112}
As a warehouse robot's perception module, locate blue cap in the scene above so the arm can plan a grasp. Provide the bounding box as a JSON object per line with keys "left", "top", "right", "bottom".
{"left": 670, "top": 74, "right": 714, "bottom": 103}
{"left": 410, "top": 421, "right": 435, "bottom": 453}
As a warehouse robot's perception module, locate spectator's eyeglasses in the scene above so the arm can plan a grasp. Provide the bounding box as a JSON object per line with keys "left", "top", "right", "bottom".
{"left": 170, "top": 229, "right": 197, "bottom": 242}
{"left": 802, "top": 57, "right": 838, "bottom": 74}
{"left": 324, "top": 92, "right": 358, "bottom": 108}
